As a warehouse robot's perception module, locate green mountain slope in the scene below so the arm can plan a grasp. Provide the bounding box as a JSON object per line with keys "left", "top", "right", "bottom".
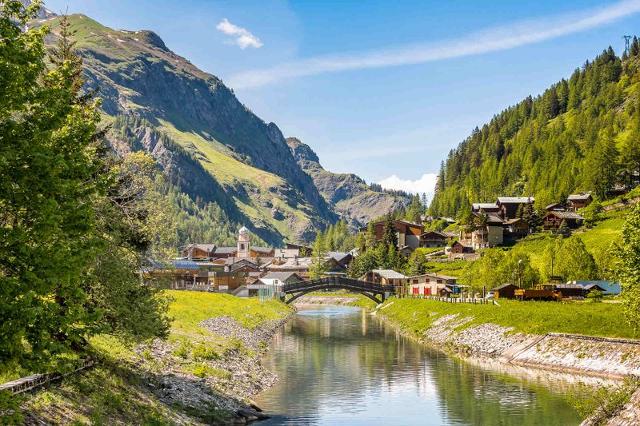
{"left": 431, "top": 45, "right": 640, "bottom": 217}
{"left": 39, "top": 13, "right": 357, "bottom": 244}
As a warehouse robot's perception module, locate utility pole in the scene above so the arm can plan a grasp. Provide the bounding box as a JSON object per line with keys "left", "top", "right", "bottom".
{"left": 624, "top": 35, "right": 632, "bottom": 55}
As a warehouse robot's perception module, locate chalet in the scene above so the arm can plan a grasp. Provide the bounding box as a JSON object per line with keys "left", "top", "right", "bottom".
{"left": 169, "top": 260, "right": 245, "bottom": 291}
{"left": 555, "top": 283, "right": 605, "bottom": 298}
{"left": 471, "top": 213, "right": 504, "bottom": 249}
{"left": 259, "top": 272, "right": 303, "bottom": 289}
{"left": 491, "top": 283, "right": 520, "bottom": 299}
{"left": 267, "top": 256, "right": 346, "bottom": 279}
{"left": 543, "top": 211, "right": 584, "bottom": 230}
{"left": 545, "top": 202, "right": 565, "bottom": 212}
{"left": 450, "top": 241, "right": 474, "bottom": 254}
{"left": 503, "top": 218, "right": 529, "bottom": 240}
{"left": 328, "top": 252, "right": 353, "bottom": 268}
{"left": 367, "top": 219, "right": 424, "bottom": 251}
{"left": 182, "top": 244, "right": 216, "bottom": 260}
{"left": 567, "top": 193, "right": 592, "bottom": 211}
{"left": 496, "top": 197, "right": 534, "bottom": 220}
{"left": 567, "top": 280, "right": 621, "bottom": 295}
{"left": 472, "top": 203, "right": 500, "bottom": 214}
{"left": 361, "top": 269, "right": 407, "bottom": 289}
{"left": 420, "top": 230, "right": 449, "bottom": 248}
{"left": 407, "top": 273, "right": 457, "bottom": 297}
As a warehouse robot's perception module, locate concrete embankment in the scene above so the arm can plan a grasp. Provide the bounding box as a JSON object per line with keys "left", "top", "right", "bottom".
{"left": 381, "top": 312, "right": 640, "bottom": 379}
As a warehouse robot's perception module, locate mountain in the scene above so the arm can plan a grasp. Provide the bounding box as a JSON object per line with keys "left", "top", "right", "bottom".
{"left": 430, "top": 45, "right": 640, "bottom": 218}
{"left": 286, "top": 137, "right": 411, "bottom": 227}
{"left": 36, "top": 12, "right": 404, "bottom": 245}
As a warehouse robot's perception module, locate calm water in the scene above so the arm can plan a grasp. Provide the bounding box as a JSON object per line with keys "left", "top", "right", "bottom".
{"left": 254, "top": 305, "right": 584, "bottom": 426}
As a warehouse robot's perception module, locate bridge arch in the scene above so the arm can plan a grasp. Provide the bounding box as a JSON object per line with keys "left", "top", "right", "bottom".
{"left": 280, "top": 277, "right": 394, "bottom": 305}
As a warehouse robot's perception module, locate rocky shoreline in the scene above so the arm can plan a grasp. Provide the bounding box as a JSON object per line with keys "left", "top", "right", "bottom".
{"left": 134, "top": 312, "right": 294, "bottom": 424}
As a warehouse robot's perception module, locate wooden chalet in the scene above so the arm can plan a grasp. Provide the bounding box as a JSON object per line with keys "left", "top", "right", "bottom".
{"left": 361, "top": 270, "right": 407, "bottom": 289}
{"left": 496, "top": 197, "right": 534, "bottom": 220}
{"left": 543, "top": 211, "right": 584, "bottom": 230}
{"left": 471, "top": 203, "right": 500, "bottom": 214}
{"left": 168, "top": 260, "right": 245, "bottom": 291}
{"left": 491, "top": 283, "right": 520, "bottom": 299}
{"left": 555, "top": 283, "right": 605, "bottom": 298}
{"left": 450, "top": 241, "right": 474, "bottom": 254}
{"left": 182, "top": 244, "right": 216, "bottom": 260}
{"left": 368, "top": 219, "right": 424, "bottom": 251}
{"left": 407, "top": 273, "right": 457, "bottom": 297}
{"left": 503, "top": 218, "right": 529, "bottom": 239}
{"left": 420, "top": 230, "right": 449, "bottom": 248}
{"left": 567, "top": 193, "right": 592, "bottom": 211}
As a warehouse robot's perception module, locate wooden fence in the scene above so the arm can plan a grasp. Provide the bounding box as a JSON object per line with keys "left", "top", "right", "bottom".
{"left": 0, "top": 359, "right": 95, "bottom": 395}
{"left": 414, "top": 296, "right": 496, "bottom": 305}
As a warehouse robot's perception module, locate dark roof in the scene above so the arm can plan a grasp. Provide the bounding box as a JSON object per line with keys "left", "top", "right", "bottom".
{"left": 472, "top": 202, "right": 499, "bottom": 210}
{"left": 492, "top": 283, "right": 520, "bottom": 291}
{"left": 546, "top": 211, "right": 584, "bottom": 220}
{"left": 568, "top": 193, "right": 592, "bottom": 201}
{"left": 261, "top": 271, "right": 303, "bottom": 282}
{"left": 252, "top": 246, "right": 274, "bottom": 254}
{"left": 504, "top": 218, "right": 526, "bottom": 225}
{"left": 485, "top": 213, "right": 504, "bottom": 224}
{"left": 184, "top": 243, "right": 216, "bottom": 253}
{"left": 173, "top": 260, "right": 213, "bottom": 270}
{"left": 497, "top": 197, "right": 534, "bottom": 204}
{"left": 214, "top": 246, "right": 237, "bottom": 254}
{"left": 328, "top": 251, "right": 352, "bottom": 263}
{"left": 545, "top": 203, "right": 564, "bottom": 210}
{"left": 421, "top": 231, "right": 447, "bottom": 238}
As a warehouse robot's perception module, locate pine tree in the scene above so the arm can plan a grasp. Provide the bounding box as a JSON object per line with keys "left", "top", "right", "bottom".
{"left": 619, "top": 204, "right": 640, "bottom": 330}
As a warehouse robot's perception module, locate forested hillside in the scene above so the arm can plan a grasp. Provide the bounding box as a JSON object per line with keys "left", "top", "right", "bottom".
{"left": 431, "top": 44, "right": 640, "bottom": 217}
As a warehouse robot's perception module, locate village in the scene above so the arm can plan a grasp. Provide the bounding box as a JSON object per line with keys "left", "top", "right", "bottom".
{"left": 149, "top": 191, "right": 621, "bottom": 303}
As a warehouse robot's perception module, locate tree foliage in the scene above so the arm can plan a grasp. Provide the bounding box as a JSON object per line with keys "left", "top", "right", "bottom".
{"left": 431, "top": 46, "right": 637, "bottom": 216}
{"left": 619, "top": 204, "right": 640, "bottom": 330}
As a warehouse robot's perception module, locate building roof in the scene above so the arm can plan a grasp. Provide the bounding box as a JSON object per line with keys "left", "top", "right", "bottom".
{"left": 545, "top": 202, "right": 564, "bottom": 210}
{"left": 570, "top": 280, "right": 621, "bottom": 295}
{"left": 421, "top": 231, "right": 447, "bottom": 239}
{"left": 497, "top": 197, "right": 534, "bottom": 204}
{"left": 410, "top": 272, "right": 458, "bottom": 281}
{"left": 371, "top": 269, "right": 407, "bottom": 279}
{"left": 472, "top": 202, "right": 499, "bottom": 210}
{"left": 173, "top": 260, "right": 215, "bottom": 270}
{"left": 568, "top": 193, "right": 592, "bottom": 201}
{"left": 261, "top": 271, "right": 303, "bottom": 282}
{"left": 183, "top": 243, "right": 216, "bottom": 252}
{"left": 252, "top": 246, "right": 274, "bottom": 254}
{"left": 492, "top": 283, "right": 520, "bottom": 290}
{"left": 546, "top": 211, "right": 584, "bottom": 220}
{"left": 268, "top": 257, "right": 314, "bottom": 270}
{"left": 214, "top": 246, "right": 237, "bottom": 255}
{"left": 328, "top": 251, "right": 352, "bottom": 263}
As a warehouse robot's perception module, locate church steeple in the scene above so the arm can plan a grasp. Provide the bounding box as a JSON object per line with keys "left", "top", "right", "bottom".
{"left": 237, "top": 226, "right": 250, "bottom": 258}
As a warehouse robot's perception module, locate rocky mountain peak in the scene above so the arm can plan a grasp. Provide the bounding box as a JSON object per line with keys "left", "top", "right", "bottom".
{"left": 286, "top": 137, "right": 320, "bottom": 164}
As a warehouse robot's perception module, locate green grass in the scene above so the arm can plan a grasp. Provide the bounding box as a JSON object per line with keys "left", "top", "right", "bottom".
{"left": 380, "top": 298, "right": 637, "bottom": 339}
{"left": 15, "top": 292, "right": 292, "bottom": 424}
{"left": 426, "top": 260, "right": 468, "bottom": 277}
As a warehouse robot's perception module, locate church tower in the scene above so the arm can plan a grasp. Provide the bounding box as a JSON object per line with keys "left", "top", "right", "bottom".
{"left": 237, "top": 226, "right": 250, "bottom": 258}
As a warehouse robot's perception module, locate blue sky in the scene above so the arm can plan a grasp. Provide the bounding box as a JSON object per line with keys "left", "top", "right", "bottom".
{"left": 46, "top": 0, "right": 640, "bottom": 197}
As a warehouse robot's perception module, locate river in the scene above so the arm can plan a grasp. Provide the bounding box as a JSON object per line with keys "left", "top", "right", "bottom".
{"left": 254, "top": 305, "right": 586, "bottom": 426}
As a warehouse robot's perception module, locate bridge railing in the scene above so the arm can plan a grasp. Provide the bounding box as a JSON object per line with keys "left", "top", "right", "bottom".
{"left": 282, "top": 276, "right": 394, "bottom": 294}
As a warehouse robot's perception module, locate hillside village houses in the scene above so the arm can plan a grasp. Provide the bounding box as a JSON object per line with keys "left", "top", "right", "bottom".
{"left": 152, "top": 226, "right": 353, "bottom": 294}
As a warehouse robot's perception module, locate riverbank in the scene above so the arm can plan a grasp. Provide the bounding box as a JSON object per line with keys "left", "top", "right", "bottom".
{"left": 375, "top": 298, "right": 640, "bottom": 378}
{"left": 18, "top": 291, "right": 294, "bottom": 424}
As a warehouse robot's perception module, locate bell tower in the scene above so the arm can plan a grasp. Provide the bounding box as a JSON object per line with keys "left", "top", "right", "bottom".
{"left": 237, "top": 226, "right": 250, "bottom": 258}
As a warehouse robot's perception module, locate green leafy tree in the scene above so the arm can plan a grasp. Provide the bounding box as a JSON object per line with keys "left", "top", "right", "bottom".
{"left": 309, "top": 232, "right": 328, "bottom": 279}
{"left": 0, "top": 4, "right": 106, "bottom": 363}
{"left": 555, "top": 237, "right": 598, "bottom": 281}
{"left": 581, "top": 199, "right": 603, "bottom": 228}
{"left": 382, "top": 215, "right": 398, "bottom": 248}
{"left": 619, "top": 204, "right": 640, "bottom": 330}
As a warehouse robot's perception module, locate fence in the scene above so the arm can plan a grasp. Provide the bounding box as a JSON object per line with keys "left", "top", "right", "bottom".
{"left": 417, "top": 295, "right": 496, "bottom": 305}
{"left": 0, "top": 359, "right": 95, "bottom": 395}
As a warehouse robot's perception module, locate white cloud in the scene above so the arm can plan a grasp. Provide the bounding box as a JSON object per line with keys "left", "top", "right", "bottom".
{"left": 229, "top": 0, "right": 640, "bottom": 88}
{"left": 379, "top": 173, "right": 437, "bottom": 199}
{"left": 216, "top": 18, "right": 263, "bottom": 49}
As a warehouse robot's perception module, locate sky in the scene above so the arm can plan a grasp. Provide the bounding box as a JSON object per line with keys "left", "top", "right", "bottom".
{"left": 45, "top": 0, "right": 640, "bottom": 199}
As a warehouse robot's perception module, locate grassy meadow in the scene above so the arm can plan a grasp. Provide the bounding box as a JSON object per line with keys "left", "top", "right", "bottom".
{"left": 379, "top": 298, "right": 636, "bottom": 339}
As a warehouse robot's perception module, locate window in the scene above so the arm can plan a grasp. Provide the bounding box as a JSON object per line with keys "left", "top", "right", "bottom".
{"left": 424, "top": 287, "right": 431, "bottom": 296}
{"left": 240, "top": 244, "right": 245, "bottom": 250}
{"left": 412, "top": 287, "right": 419, "bottom": 295}
{"left": 413, "top": 279, "right": 418, "bottom": 284}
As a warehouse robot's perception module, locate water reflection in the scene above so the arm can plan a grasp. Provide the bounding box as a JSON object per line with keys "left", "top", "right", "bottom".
{"left": 255, "top": 305, "right": 583, "bottom": 426}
